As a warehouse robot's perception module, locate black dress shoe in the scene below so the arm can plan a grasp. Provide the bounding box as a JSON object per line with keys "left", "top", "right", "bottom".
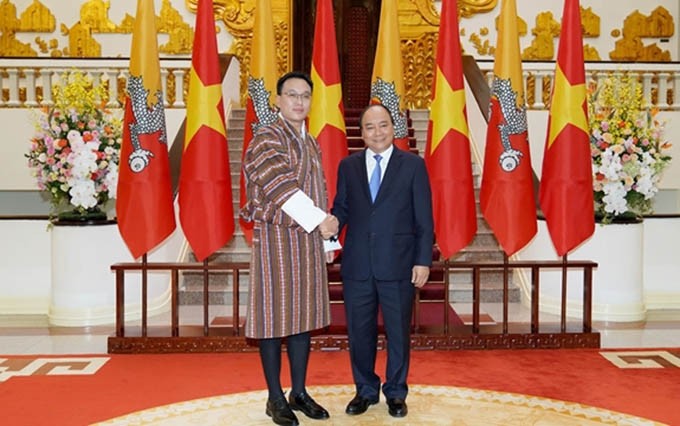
{"left": 345, "top": 394, "right": 379, "bottom": 415}
{"left": 387, "top": 398, "right": 408, "bottom": 418}
{"left": 288, "top": 391, "right": 330, "bottom": 419}
{"left": 265, "top": 398, "right": 299, "bottom": 426}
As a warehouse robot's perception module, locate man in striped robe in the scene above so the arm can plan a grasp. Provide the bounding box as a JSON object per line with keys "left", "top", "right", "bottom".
{"left": 241, "top": 71, "right": 338, "bottom": 426}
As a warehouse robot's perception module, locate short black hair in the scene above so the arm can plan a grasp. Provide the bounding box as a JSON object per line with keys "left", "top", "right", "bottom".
{"left": 358, "top": 103, "right": 394, "bottom": 128}
{"left": 276, "top": 71, "right": 313, "bottom": 95}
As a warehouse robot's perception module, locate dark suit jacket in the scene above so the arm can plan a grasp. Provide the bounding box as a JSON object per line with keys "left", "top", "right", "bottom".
{"left": 332, "top": 148, "right": 434, "bottom": 281}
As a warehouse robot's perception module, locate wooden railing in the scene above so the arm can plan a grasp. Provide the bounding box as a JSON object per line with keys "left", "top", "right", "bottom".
{"left": 108, "top": 259, "right": 599, "bottom": 353}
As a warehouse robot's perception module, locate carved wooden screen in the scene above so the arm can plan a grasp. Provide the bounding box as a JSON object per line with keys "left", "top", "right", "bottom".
{"left": 342, "top": 5, "right": 372, "bottom": 108}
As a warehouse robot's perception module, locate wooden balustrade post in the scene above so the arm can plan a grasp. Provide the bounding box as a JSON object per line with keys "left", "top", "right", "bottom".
{"left": 472, "top": 266, "right": 480, "bottom": 334}
{"left": 203, "top": 260, "right": 209, "bottom": 336}
{"left": 443, "top": 260, "right": 450, "bottom": 335}
{"left": 561, "top": 255, "right": 568, "bottom": 333}
{"left": 171, "top": 269, "right": 179, "bottom": 337}
{"left": 531, "top": 266, "right": 539, "bottom": 334}
{"left": 115, "top": 269, "right": 125, "bottom": 337}
{"left": 584, "top": 266, "right": 593, "bottom": 333}
{"left": 232, "top": 266, "right": 240, "bottom": 336}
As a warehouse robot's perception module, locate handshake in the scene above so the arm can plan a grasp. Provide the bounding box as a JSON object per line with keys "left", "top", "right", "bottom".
{"left": 319, "top": 214, "right": 339, "bottom": 240}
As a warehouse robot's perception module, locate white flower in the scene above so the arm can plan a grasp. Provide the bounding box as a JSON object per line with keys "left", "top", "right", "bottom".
{"left": 68, "top": 180, "right": 98, "bottom": 209}
{"left": 601, "top": 181, "right": 628, "bottom": 215}
{"left": 26, "top": 70, "right": 124, "bottom": 217}
{"left": 588, "top": 73, "right": 672, "bottom": 222}
{"left": 104, "top": 163, "right": 119, "bottom": 199}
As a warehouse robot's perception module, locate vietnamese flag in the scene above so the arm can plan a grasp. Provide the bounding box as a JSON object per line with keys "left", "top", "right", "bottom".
{"left": 539, "top": 0, "right": 594, "bottom": 256}
{"left": 239, "top": 0, "right": 278, "bottom": 244}
{"left": 424, "top": 0, "right": 476, "bottom": 259}
{"left": 479, "top": 0, "right": 537, "bottom": 256}
{"left": 370, "top": 0, "right": 410, "bottom": 151}
{"left": 116, "top": 0, "right": 175, "bottom": 259}
{"left": 178, "top": 0, "right": 234, "bottom": 261}
{"left": 309, "top": 0, "right": 348, "bottom": 206}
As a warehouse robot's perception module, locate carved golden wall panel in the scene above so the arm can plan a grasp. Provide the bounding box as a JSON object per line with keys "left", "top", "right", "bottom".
{"left": 522, "top": 11, "right": 559, "bottom": 60}
{"left": 469, "top": 30, "right": 494, "bottom": 57}
{"left": 402, "top": 33, "right": 437, "bottom": 109}
{"left": 581, "top": 6, "right": 599, "bottom": 37}
{"left": 398, "top": 0, "right": 499, "bottom": 107}
{"left": 584, "top": 44, "right": 601, "bottom": 61}
{"left": 521, "top": 7, "right": 603, "bottom": 61}
{"left": 0, "top": 0, "right": 192, "bottom": 57}
{"left": 610, "top": 6, "right": 673, "bottom": 61}
{"left": 19, "top": 0, "right": 54, "bottom": 32}
{"left": 0, "top": 1, "right": 677, "bottom": 108}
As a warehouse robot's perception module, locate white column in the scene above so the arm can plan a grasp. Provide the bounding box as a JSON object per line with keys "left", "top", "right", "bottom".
{"left": 49, "top": 222, "right": 170, "bottom": 326}
{"left": 520, "top": 221, "right": 645, "bottom": 322}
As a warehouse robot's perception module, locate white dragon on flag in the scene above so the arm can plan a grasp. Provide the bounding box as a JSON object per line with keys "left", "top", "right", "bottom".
{"left": 490, "top": 77, "right": 527, "bottom": 172}
{"left": 126, "top": 75, "right": 167, "bottom": 173}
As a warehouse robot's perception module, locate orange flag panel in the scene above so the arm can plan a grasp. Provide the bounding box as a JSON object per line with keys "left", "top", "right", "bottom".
{"left": 371, "top": 0, "right": 410, "bottom": 151}
{"left": 239, "top": 0, "right": 279, "bottom": 244}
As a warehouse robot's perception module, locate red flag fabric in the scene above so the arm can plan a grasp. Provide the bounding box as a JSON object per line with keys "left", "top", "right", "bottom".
{"left": 309, "top": 0, "right": 348, "bottom": 207}
{"left": 424, "top": 0, "right": 477, "bottom": 259}
{"left": 479, "top": 0, "right": 537, "bottom": 256}
{"left": 239, "top": 0, "right": 279, "bottom": 244}
{"left": 539, "top": 0, "right": 594, "bottom": 256}
{"left": 370, "top": 0, "right": 410, "bottom": 151}
{"left": 178, "top": 0, "right": 234, "bottom": 261}
{"left": 116, "top": 0, "right": 175, "bottom": 259}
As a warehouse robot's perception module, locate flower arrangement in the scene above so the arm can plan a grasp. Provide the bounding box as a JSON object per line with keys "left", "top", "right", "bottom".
{"left": 588, "top": 73, "right": 672, "bottom": 223}
{"left": 26, "top": 70, "right": 123, "bottom": 220}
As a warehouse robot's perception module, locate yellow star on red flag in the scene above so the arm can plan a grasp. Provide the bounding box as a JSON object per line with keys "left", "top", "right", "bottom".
{"left": 429, "top": 66, "right": 468, "bottom": 154}
{"left": 309, "top": 66, "right": 345, "bottom": 137}
{"left": 547, "top": 65, "right": 588, "bottom": 147}
{"left": 185, "top": 67, "right": 226, "bottom": 147}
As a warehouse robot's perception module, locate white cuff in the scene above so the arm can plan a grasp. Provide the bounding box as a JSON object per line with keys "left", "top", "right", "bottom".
{"left": 323, "top": 238, "right": 342, "bottom": 252}
{"left": 281, "top": 190, "right": 327, "bottom": 233}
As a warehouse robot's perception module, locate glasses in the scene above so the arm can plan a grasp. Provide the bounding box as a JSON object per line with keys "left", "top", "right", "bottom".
{"left": 282, "top": 91, "right": 312, "bottom": 102}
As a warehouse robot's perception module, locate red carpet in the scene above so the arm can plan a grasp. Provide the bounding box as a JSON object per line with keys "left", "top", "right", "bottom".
{"left": 2, "top": 348, "right": 679, "bottom": 425}
{"left": 211, "top": 302, "right": 465, "bottom": 330}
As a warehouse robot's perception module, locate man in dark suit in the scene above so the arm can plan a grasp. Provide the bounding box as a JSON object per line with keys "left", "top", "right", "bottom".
{"left": 331, "top": 103, "right": 434, "bottom": 418}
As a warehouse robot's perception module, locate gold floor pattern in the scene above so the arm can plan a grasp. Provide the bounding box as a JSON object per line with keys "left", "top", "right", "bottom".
{"left": 92, "top": 384, "right": 664, "bottom": 426}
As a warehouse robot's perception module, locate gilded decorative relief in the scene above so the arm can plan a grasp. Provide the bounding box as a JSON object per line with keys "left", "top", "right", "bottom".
{"left": 522, "top": 11, "right": 559, "bottom": 60}
{"left": 469, "top": 28, "right": 493, "bottom": 56}
{"left": 0, "top": 0, "right": 677, "bottom": 108}
{"left": 610, "top": 6, "right": 673, "bottom": 61}
{"left": 80, "top": 0, "right": 117, "bottom": 33}
{"left": 0, "top": 0, "right": 193, "bottom": 57}
{"left": 399, "top": 0, "right": 500, "bottom": 107}
{"left": 581, "top": 6, "right": 599, "bottom": 37}
{"left": 19, "top": 0, "right": 54, "bottom": 32}
{"left": 521, "top": 7, "right": 602, "bottom": 61}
